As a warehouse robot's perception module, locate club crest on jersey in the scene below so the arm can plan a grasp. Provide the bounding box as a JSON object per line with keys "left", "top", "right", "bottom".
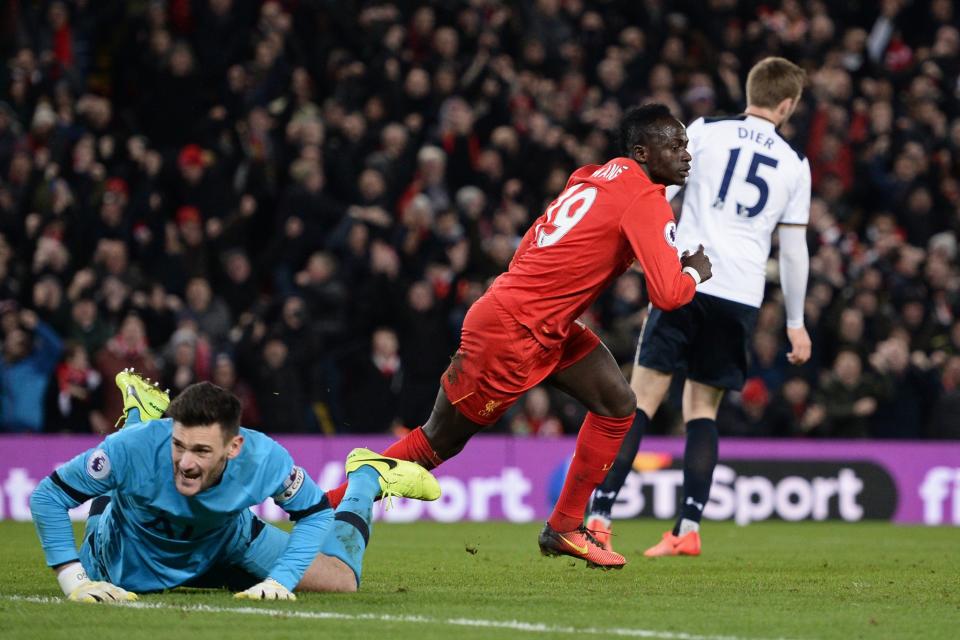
{"left": 273, "top": 466, "right": 305, "bottom": 503}
{"left": 478, "top": 399, "right": 502, "bottom": 418}
{"left": 86, "top": 449, "right": 111, "bottom": 480}
{"left": 663, "top": 220, "right": 678, "bottom": 247}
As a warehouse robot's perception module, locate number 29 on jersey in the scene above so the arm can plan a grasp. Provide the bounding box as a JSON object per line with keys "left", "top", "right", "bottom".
{"left": 535, "top": 184, "right": 598, "bottom": 247}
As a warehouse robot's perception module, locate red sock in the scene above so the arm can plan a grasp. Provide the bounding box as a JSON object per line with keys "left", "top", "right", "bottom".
{"left": 326, "top": 427, "right": 445, "bottom": 508}
{"left": 547, "top": 412, "right": 633, "bottom": 532}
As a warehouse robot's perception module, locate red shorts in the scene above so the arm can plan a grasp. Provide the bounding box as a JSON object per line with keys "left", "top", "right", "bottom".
{"left": 441, "top": 293, "right": 600, "bottom": 425}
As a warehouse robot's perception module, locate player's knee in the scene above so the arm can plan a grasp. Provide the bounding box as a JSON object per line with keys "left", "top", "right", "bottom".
{"left": 297, "top": 574, "right": 358, "bottom": 594}
{"left": 634, "top": 387, "right": 663, "bottom": 415}
{"left": 335, "top": 580, "right": 358, "bottom": 594}
{"left": 610, "top": 385, "right": 637, "bottom": 419}
{"left": 588, "top": 384, "right": 635, "bottom": 419}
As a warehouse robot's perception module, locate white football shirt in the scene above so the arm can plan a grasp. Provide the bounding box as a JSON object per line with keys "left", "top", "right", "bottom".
{"left": 668, "top": 114, "right": 811, "bottom": 308}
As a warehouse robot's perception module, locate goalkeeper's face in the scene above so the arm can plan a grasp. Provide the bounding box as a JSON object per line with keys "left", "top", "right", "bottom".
{"left": 171, "top": 422, "right": 244, "bottom": 496}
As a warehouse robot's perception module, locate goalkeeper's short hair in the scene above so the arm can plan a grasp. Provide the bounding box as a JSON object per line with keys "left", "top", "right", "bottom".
{"left": 167, "top": 381, "right": 242, "bottom": 438}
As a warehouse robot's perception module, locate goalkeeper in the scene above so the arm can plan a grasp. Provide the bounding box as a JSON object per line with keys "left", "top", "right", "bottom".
{"left": 30, "top": 372, "right": 440, "bottom": 602}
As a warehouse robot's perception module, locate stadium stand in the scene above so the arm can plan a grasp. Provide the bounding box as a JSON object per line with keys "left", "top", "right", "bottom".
{"left": 1, "top": 0, "right": 959, "bottom": 439}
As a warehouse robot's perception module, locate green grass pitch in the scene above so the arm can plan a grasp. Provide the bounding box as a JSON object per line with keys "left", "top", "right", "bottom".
{"left": 0, "top": 520, "right": 957, "bottom": 639}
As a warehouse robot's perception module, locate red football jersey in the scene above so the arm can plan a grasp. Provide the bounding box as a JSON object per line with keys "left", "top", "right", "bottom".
{"left": 488, "top": 157, "right": 697, "bottom": 348}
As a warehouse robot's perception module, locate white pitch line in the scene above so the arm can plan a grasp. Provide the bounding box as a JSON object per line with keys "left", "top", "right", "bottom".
{"left": 1, "top": 595, "right": 791, "bottom": 640}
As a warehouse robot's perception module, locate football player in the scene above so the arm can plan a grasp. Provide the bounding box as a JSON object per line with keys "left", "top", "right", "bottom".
{"left": 323, "top": 103, "right": 712, "bottom": 569}
{"left": 587, "top": 57, "right": 812, "bottom": 557}
{"left": 30, "top": 372, "right": 440, "bottom": 602}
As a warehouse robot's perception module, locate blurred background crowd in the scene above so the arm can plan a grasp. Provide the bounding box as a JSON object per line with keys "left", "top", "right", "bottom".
{"left": 1, "top": 0, "right": 959, "bottom": 439}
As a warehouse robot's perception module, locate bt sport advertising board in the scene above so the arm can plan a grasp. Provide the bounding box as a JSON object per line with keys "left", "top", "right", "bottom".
{"left": 0, "top": 435, "right": 957, "bottom": 526}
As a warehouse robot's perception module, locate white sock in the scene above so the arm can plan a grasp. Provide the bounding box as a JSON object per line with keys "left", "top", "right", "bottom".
{"left": 678, "top": 518, "right": 700, "bottom": 536}
{"left": 587, "top": 514, "right": 611, "bottom": 528}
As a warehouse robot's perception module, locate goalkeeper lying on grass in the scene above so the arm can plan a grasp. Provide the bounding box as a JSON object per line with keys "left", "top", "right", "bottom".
{"left": 29, "top": 372, "right": 440, "bottom": 602}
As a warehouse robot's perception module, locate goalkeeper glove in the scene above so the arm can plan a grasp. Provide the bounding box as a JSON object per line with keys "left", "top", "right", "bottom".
{"left": 57, "top": 562, "right": 138, "bottom": 603}
{"left": 234, "top": 578, "right": 296, "bottom": 601}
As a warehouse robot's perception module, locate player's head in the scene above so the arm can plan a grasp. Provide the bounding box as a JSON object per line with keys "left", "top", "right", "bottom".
{"left": 746, "top": 57, "right": 806, "bottom": 126}
{"left": 166, "top": 381, "right": 244, "bottom": 496}
{"left": 620, "top": 103, "right": 691, "bottom": 186}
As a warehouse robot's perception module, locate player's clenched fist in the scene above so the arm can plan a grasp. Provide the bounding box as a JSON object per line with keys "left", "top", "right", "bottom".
{"left": 68, "top": 581, "right": 138, "bottom": 603}
{"left": 234, "top": 578, "right": 296, "bottom": 601}
{"left": 681, "top": 244, "right": 713, "bottom": 284}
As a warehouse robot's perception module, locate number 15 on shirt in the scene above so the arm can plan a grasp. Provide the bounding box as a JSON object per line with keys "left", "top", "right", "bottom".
{"left": 712, "top": 149, "right": 779, "bottom": 218}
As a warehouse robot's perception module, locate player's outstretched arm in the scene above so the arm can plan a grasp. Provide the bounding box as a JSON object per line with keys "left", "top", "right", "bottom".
{"left": 239, "top": 448, "right": 335, "bottom": 597}
{"left": 56, "top": 562, "right": 138, "bottom": 603}
{"left": 30, "top": 444, "right": 126, "bottom": 598}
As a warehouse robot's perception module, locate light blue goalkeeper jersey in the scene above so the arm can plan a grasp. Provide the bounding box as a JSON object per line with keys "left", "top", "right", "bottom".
{"left": 29, "top": 419, "right": 332, "bottom": 592}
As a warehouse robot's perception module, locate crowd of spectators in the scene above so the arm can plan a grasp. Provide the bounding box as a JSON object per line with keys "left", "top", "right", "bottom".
{"left": 1, "top": 0, "right": 959, "bottom": 440}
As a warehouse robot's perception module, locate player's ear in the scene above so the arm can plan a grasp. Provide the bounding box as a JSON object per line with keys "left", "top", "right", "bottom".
{"left": 633, "top": 144, "right": 648, "bottom": 164}
{"left": 227, "top": 434, "right": 244, "bottom": 459}
{"left": 776, "top": 95, "right": 797, "bottom": 121}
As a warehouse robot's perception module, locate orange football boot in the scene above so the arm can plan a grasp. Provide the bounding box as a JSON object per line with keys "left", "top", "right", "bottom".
{"left": 584, "top": 516, "right": 614, "bottom": 552}
{"left": 538, "top": 523, "right": 626, "bottom": 569}
{"left": 643, "top": 530, "right": 701, "bottom": 557}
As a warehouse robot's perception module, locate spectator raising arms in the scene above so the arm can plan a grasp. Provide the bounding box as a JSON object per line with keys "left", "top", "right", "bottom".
{"left": 1, "top": 309, "right": 63, "bottom": 432}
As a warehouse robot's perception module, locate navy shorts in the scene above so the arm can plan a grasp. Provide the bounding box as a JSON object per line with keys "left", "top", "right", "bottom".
{"left": 635, "top": 292, "right": 759, "bottom": 391}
